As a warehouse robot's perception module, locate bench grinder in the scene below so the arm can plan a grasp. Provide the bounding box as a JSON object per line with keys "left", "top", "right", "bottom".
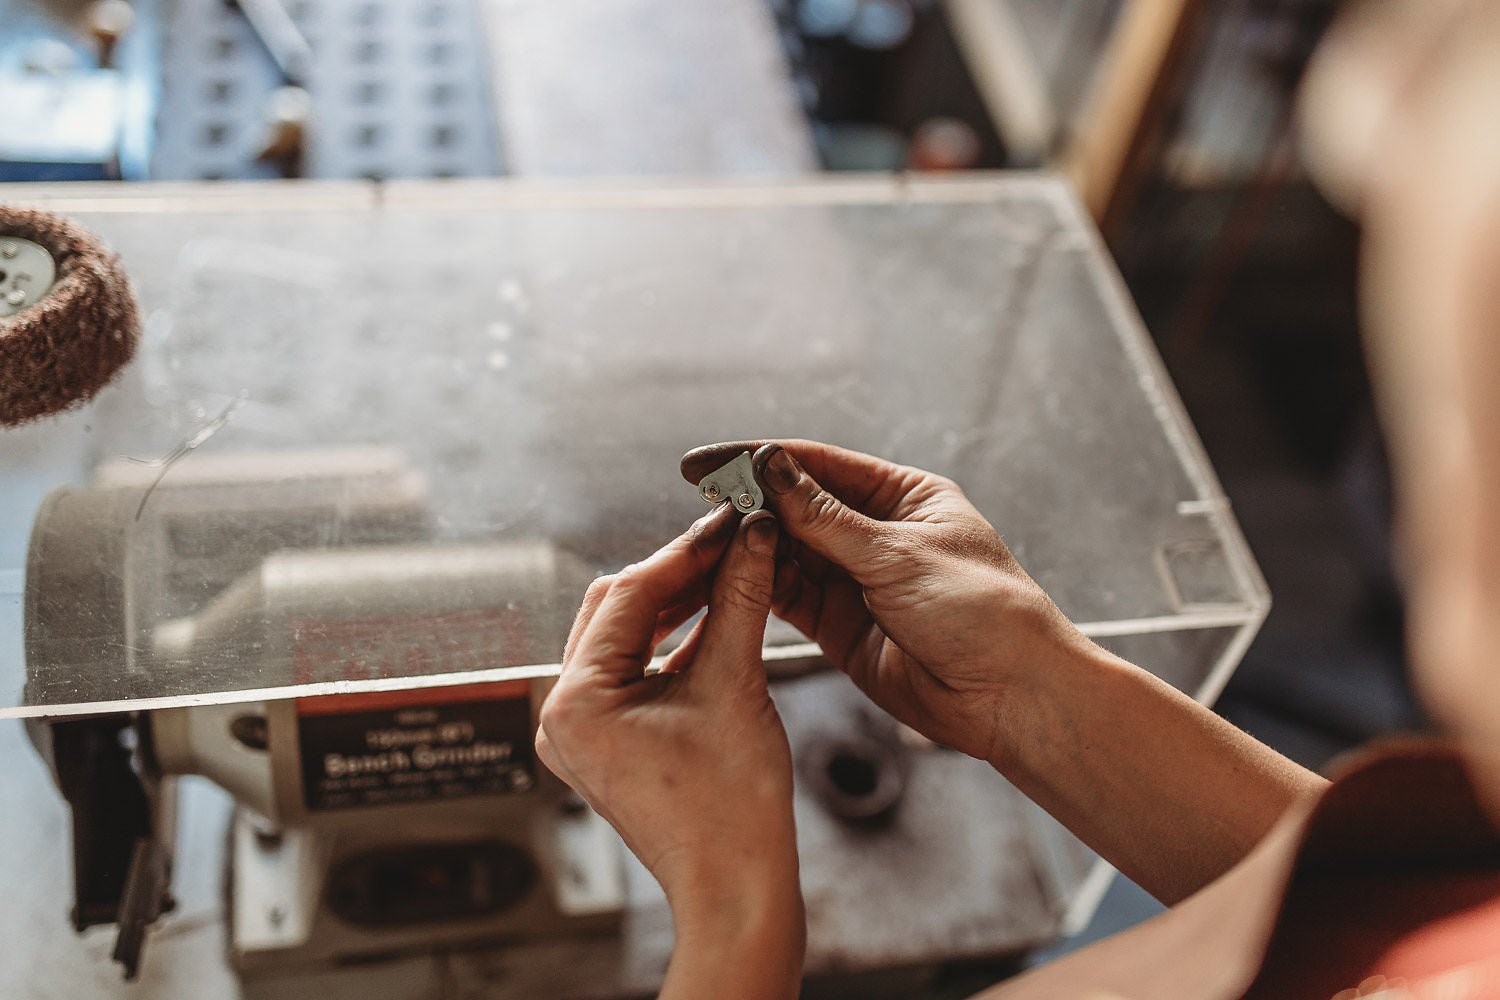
{"left": 23, "top": 448, "right": 624, "bottom": 981}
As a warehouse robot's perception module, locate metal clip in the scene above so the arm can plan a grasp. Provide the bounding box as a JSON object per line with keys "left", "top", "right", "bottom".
{"left": 697, "top": 451, "right": 764, "bottom": 514}
{"left": 0, "top": 237, "right": 58, "bottom": 319}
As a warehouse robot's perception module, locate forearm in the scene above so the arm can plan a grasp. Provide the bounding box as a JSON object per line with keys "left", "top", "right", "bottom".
{"left": 991, "top": 642, "right": 1326, "bottom": 904}
{"left": 660, "top": 871, "right": 805, "bottom": 1000}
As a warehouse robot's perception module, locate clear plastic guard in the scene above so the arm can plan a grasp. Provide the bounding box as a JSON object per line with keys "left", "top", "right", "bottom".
{"left": 0, "top": 175, "right": 1267, "bottom": 719}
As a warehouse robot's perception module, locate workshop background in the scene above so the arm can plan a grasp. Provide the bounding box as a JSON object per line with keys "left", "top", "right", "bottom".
{"left": 0, "top": 0, "right": 1416, "bottom": 996}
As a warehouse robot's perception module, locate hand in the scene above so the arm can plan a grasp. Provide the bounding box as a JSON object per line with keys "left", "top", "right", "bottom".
{"left": 536, "top": 505, "right": 804, "bottom": 998}
{"left": 684, "top": 442, "right": 1324, "bottom": 905}
{"left": 680, "top": 440, "right": 1091, "bottom": 765}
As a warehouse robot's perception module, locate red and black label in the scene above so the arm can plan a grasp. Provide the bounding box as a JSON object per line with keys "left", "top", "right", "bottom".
{"left": 296, "top": 681, "right": 535, "bottom": 811}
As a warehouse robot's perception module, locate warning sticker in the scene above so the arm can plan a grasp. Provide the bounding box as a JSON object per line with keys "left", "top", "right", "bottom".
{"left": 297, "top": 681, "right": 535, "bottom": 810}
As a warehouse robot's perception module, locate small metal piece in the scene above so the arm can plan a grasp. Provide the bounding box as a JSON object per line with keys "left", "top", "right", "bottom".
{"left": 0, "top": 237, "right": 58, "bottom": 319}
{"left": 697, "top": 451, "right": 764, "bottom": 514}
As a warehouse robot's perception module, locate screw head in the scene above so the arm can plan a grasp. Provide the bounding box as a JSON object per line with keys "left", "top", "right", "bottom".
{"left": 737, "top": 493, "right": 754, "bottom": 509}
{"left": 702, "top": 482, "right": 721, "bottom": 501}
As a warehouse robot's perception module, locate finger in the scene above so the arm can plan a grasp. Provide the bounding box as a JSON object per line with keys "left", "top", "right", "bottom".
{"left": 749, "top": 443, "right": 895, "bottom": 584}
{"left": 566, "top": 573, "right": 708, "bottom": 678}
{"left": 771, "top": 558, "right": 804, "bottom": 613}
{"left": 574, "top": 505, "right": 739, "bottom": 684}
{"left": 677, "top": 500, "right": 741, "bottom": 565}
{"left": 694, "top": 511, "right": 779, "bottom": 689}
{"left": 643, "top": 507, "right": 744, "bottom": 647}
{"left": 775, "top": 527, "right": 794, "bottom": 564}
{"left": 787, "top": 535, "right": 832, "bottom": 584}
{"left": 771, "top": 557, "right": 878, "bottom": 674}
{"left": 562, "top": 506, "right": 733, "bottom": 675}
{"left": 562, "top": 575, "right": 615, "bottom": 671}
{"left": 681, "top": 439, "right": 909, "bottom": 517}
{"left": 652, "top": 590, "right": 708, "bottom": 648}
{"left": 656, "top": 617, "right": 706, "bottom": 675}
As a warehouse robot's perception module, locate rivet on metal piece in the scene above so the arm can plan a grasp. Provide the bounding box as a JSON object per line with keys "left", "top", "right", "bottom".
{"left": 5, "top": 290, "right": 24, "bottom": 306}
{"left": 1, "top": 244, "right": 15, "bottom": 259}
{"left": 695, "top": 451, "right": 765, "bottom": 514}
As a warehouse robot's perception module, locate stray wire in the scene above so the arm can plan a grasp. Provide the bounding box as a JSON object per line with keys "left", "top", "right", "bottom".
{"left": 130, "top": 395, "right": 245, "bottom": 520}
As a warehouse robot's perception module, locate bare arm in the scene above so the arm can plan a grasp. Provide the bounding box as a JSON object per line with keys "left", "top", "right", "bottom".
{"left": 995, "top": 640, "right": 1322, "bottom": 903}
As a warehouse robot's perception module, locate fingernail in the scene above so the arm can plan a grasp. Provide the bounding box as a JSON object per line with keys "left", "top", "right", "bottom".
{"left": 759, "top": 445, "right": 801, "bottom": 495}
{"left": 691, "top": 504, "right": 731, "bottom": 535}
{"left": 744, "top": 511, "right": 778, "bottom": 555}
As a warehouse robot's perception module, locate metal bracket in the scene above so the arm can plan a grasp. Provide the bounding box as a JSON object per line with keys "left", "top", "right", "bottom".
{"left": 697, "top": 451, "right": 764, "bottom": 514}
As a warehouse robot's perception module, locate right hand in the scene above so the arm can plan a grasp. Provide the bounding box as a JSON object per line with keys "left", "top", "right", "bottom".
{"left": 681, "top": 440, "right": 1093, "bottom": 764}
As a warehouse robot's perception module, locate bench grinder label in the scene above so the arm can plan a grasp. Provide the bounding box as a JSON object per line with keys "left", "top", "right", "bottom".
{"left": 297, "top": 681, "right": 535, "bottom": 810}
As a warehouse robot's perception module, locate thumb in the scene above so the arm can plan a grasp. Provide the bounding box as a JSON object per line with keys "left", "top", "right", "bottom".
{"left": 753, "top": 443, "right": 890, "bottom": 582}
{"left": 696, "top": 511, "right": 779, "bottom": 689}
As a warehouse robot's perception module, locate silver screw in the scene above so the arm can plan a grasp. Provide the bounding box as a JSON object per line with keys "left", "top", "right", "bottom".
{"left": 1, "top": 244, "right": 15, "bottom": 259}
{"left": 702, "top": 482, "right": 721, "bottom": 501}
{"left": 5, "top": 290, "right": 24, "bottom": 306}
{"left": 737, "top": 493, "right": 754, "bottom": 509}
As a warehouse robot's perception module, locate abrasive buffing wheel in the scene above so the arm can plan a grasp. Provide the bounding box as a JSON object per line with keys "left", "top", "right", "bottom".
{"left": 0, "top": 205, "right": 140, "bottom": 427}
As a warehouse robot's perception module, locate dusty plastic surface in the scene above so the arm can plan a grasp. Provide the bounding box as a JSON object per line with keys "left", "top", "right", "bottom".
{"left": 0, "top": 175, "right": 1266, "bottom": 719}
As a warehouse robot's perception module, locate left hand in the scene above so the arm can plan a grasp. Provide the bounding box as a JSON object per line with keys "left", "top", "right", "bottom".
{"left": 535, "top": 505, "right": 804, "bottom": 997}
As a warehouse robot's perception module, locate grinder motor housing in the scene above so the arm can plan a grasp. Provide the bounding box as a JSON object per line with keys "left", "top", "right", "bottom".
{"left": 23, "top": 449, "right": 623, "bottom": 979}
